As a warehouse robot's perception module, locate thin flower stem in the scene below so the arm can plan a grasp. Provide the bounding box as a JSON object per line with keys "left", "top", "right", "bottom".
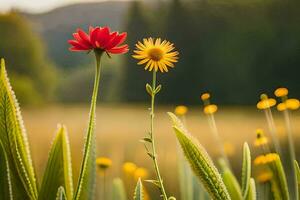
{"left": 283, "top": 109, "right": 298, "bottom": 200}
{"left": 207, "top": 114, "right": 230, "bottom": 168}
{"left": 75, "top": 50, "right": 103, "bottom": 199}
{"left": 103, "top": 171, "right": 106, "bottom": 200}
{"left": 264, "top": 108, "right": 282, "bottom": 155}
{"left": 149, "top": 71, "right": 168, "bottom": 200}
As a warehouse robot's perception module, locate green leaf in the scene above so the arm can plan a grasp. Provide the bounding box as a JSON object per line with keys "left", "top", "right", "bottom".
{"left": 154, "top": 84, "right": 162, "bottom": 94}
{"left": 294, "top": 160, "right": 300, "bottom": 199}
{"left": 38, "top": 125, "right": 73, "bottom": 200}
{"left": 0, "top": 140, "right": 13, "bottom": 200}
{"left": 56, "top": 186, "right": 67, "bottom": 200}
{"left": 168, "top": 112, "right": 231, "bottom": 200}
{"left": 0, "top": 58, "right": 38, "bottom": 199}
{"left": 219, "top": 159, "right": 242, "bottom": 200}
{"left": 144, "top": 179, "right": 161, "bottom": 188}
{"left": 245, "top": 178, "right": 256, "bottom": 200}
{"left": 241, "top": 143, "right": 251, "bottom": 198}
{"left": 134, "top": 178, "right": 144, "bottom": 200}
{"left": 112, "top": 178, "right": 126, "bottom": 200}
{"left": 269, "top": 155, "right": 290, "bottom": 200}
{"left": 145, "top": 84, "right": 153, "bottom": 95}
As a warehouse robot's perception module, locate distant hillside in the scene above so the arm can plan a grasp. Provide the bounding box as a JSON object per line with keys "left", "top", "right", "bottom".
{"left": 23, "top": 1, "right": 131, "bottom": 69}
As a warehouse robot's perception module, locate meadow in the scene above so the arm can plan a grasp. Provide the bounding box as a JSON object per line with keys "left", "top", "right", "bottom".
{"left": 23, "top": 104, "right": 300, "bottom": 199}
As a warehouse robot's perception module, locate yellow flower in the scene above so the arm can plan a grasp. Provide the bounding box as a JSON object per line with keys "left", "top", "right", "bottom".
{"left": 201, "top": 93, "right": 210, "bottom": 101}
{"left": 253, "top": 153, "right": 279, "bottom": 166}
{"left": 254, "top": 155, "right": 266, "bottom": 166}
{"left": 132, "top": 38, "right": 179, "bottom": 73}
{"left": 257, "top": 94, "right": 276, "bottom": 110}
{"left": 265, "top": 153, "right": 279, "bottom": 163}
{"left": 257, "top": 171, "right": 273, "bottom": 183}
{"left": 277, "top": 102, "right": 287, "bottom": 111}
{"left": 274, "top": 87, "right": 288, "bottom": 97}
{"left": 286, "top": 98, "right": 300, "bottom": 110}
{"left": 277, "top": 99, "right": 300, "bottom": 111}
{"left": 96, "top": 157, "right": 112, "bottom": 170}
{"left": 175, "top": 105, "right": 188, "bottom": 116}
{"left": 254, "top": 129, "right": 268, "bottom": 147}
{"left": 223, "top": 142, "right": 235, "bottom": 156}
{"left": 123, "top": 162, "right": 137, "bottom": 174}
{"left": 134, "top": 167, "right": 149, "bottom": 180}
{"left": 204, "top": 104, "right": 218, "bottom": 114}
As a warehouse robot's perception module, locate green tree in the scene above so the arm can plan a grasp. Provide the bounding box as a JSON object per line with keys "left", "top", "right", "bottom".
{"left": 0, "top": 11, "right": 57, "bottom": 104}
{"left": 121, "top": 1, "right": 153, "bottom": 102}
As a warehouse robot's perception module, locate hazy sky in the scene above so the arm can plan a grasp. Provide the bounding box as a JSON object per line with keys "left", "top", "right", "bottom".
{"left": 0, "top": 0, "right": 129, "bottom": 13}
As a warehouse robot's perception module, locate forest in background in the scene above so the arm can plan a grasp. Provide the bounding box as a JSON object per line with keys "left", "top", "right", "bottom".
{"left": 0, "top": 0, "right": 300, "bottom": 105}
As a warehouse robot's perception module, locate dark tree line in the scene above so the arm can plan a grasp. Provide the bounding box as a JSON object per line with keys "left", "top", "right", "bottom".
{"left": 122, "top": 0, "right": 300, "bottom": 105}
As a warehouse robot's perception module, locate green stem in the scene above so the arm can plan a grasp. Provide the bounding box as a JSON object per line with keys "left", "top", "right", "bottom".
{"left": 283, "top": 110, "right": 298, "bottom": 200}
{"left": 75, "top": 50, "right": 103, "bottom": 199}
{"left": 149, "top": 71, "right": 168, "bottom": 200}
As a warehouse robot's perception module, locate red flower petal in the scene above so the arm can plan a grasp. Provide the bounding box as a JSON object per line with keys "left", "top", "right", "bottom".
{"left": 77, "top": 29, "right": 91, "bottom": 44}
{"left": 68, "top": 40, "right": 90, "bottom": 50}
{"left": 90, "top": 27, "right": 101, "bottom": 48}
{"left": 69, "top": 26, "right": 128, "bottom": 55}
{"left": 72, "top": 33, "right": 91, "bottom": 49}
{"left": 107, "top": 44, "right": 129, "bottom": 54}
{"left": 106, "top": 32, "right": 127, "bottom": 50}
{"left": 96, "top": 26, "right": 110, "bottom": 48}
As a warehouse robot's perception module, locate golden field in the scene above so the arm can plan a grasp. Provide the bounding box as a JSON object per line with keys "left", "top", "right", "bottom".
{"left": 22, "top": 104, "right": 300, "bottom": 197}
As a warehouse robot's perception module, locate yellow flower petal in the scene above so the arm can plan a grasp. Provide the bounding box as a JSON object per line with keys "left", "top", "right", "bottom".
{"left": 274, "top": 87, "right": 288, "bottom": 97}
{"left": 286, "top": 98, "right": 300, "bottom": 110}
{"left": 204, "top": 104, "right": 218, "bottom": 114}
{"left": 132, "top": 38, "right": 179, "bottom": 73}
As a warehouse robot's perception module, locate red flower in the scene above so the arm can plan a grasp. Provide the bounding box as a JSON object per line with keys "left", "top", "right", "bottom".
{"left": 68, "top": 26, "right": 129, "bottom": 54}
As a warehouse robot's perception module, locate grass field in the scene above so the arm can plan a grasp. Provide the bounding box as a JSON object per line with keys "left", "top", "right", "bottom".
{"left": 22, "top": 104, "right": 300, "bottom": 198}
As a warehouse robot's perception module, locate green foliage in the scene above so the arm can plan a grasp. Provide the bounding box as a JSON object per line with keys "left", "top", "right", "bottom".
{"left": 242, "top": 143, "right": 251, "bottom": 198}
{"left": 112, "top": 178, "right": 127, "bottom": 200}
{"left": 133, "top": 178, "right": 143, "bottom": 200}
{"left": 74, "top": 53, "right": 102, "bottom": 200}
{"left": 0, "top": 12, "right": 57, "bottom": 104}
{"left": 38, "top": 125, "right": 73, "bottom": 200}
{"left": 121, "top": 0, "right": 300, "bottom": 104}
{"left": 0, "top": 58, "right": 38, "bottom": 199}
{"left": 219, "top": 159, "right": 243, "bottom": 200}
{"left": 246, "top": 178, "right": 256, "bottom": 200}
{"left": 294, "top": 160, "right": 300, "bottom": 199}
{"left": 0, "top": 140, "right": 13, "bottom": 200}
{"left": 56, "top": 187, "right": 67, "bottom": 200}
{"left": 178, "top": 150, "right": 194, "bottom": 200}
{"left": 168, "top": 112, "right": 230, "bottom": 200}
{"left": 269, "top": 156, "right": 290, "bottom": 200}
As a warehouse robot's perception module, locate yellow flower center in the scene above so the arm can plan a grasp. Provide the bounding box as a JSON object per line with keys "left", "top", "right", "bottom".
{"left": 148, "top": 48, "right": 164, "bottom": 61}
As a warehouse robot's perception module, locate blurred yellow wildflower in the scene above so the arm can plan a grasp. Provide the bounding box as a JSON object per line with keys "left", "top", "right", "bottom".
{"left": 254, "top": 155, "right": 266, "bottom": 166}
{"left": 274, "top": 87, "right": 288, "bottom": 97}
{"left": 204, "top": 104, "right": 218, "bottom": 114}
{"left": 257, "top": 94, "right": 276, "bottom": 110}
{"left": 254, "top": 129, "right": 268, "bottom": 147}
{"left": 277, "top": 103, "right": 287, "bottom": 111}
{"left": 132, "top": 38, "right": 179, "bottom": 73}
{"left": 254, "top": 153, "right": 279, "bottom": 166}
{"left": 96, "top": 157, "right": 112, "bottom": 170}
{"left": 257, "top": 171, "right": 273, "bottom": 183}
{"left": 134, "top": 168, "right": 149, "bottom": 180}
{"left": 123, "top": 162, "right": 137, "bottom": 174}
{"left": 277, "top": 99, "right": 300, "bottom": 111}
{"left": 201, "top": 93, "right": 210, "bottom": 101}
{"left": 223, "top": 142, "right": 235, "bottom": 156}
{"left": 174, "top": 105, "right": 188, "bottom": 116}
{"left": 265, "top": 153, "right": 279, "bottom": 163}
{"left": 286, "top": 99, "right": 300, "bottom": 110}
